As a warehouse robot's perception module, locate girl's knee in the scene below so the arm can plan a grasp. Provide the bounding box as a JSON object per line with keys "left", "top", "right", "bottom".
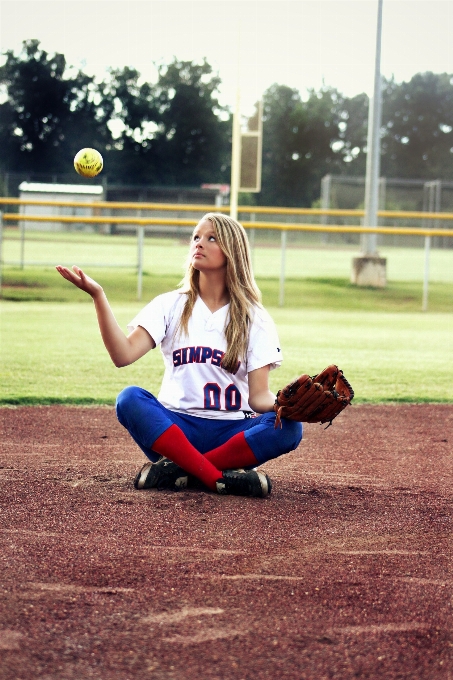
{"left": 256, "top": 412, "right": 303, "bottom": 450}
{"left": 245, "top": 416, "right": 303, "bottom": 464}
{"left": 281, "top": 419, "right": 303, "bottom": 451}
{"left": 116, "top": 386, "right": 147, "bottom": 423}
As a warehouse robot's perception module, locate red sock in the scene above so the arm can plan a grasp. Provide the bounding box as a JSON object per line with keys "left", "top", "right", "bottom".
{"left": 204, "top": 432, "right": 259, "bottom": 471}
{"left": 152, "top": 425, "right": 221, "bottom": 491}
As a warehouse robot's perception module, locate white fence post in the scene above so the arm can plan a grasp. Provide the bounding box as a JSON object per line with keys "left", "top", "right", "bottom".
{"left": 422, "top": 234, "right": 431, "bottom": 312}
{"left": 137, "top": 226, "right": 144, "bottom": 301}
{"left": 279, "top": 229, "right": 287, "bottom": 307}
{"left": 0, "top": 212, "right": 3, "bottom": 297}
{"left": 20, "top": 216, "right": 26, "bottom": 269}
{"left": 249, "top": 212, "right": 256, "bottom": 271}
{"left": 320, "top": 174, "right": 331, "bottom": 244}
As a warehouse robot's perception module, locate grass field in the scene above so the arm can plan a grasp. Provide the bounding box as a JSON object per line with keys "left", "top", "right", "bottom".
{"left": 1, "top": 301, "right": 452, "bottom": 404}
{"left": 1, "top": 231, "right": 452, "bottom": 405}
{"left": 3, "top": 227, "right": 453, "bottom": 283}
{"left": 2, "top": 265, "right": 453, "bottom": 312}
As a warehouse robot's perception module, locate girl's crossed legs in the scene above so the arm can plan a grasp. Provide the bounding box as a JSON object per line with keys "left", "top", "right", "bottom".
{"left": 116, "top": 386, "right": 302, "bottom": 494}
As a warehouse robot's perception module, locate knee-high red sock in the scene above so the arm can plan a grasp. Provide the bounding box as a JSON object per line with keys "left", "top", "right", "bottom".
{"left": 152, "top": 425, "right": 221, "bottom": 491}
{"left": 204, "top": 432, "right": 259, "bottom": 471}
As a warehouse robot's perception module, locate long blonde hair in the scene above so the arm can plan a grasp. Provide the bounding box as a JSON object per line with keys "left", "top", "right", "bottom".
{"left": 178, "top": 213, "right": 262, "bottom": 373}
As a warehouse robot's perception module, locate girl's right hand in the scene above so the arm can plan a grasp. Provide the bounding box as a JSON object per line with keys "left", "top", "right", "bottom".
{"left": 55, "top": 265, "right": 103, "bottom": 298}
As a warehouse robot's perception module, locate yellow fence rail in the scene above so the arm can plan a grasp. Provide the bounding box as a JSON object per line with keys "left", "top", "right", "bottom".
{"left": 1, "top": 196, "right": 453, "bottom": 221}
{"left": 3, "top": 212, "right": 453, "bottom": 238}
{"left": 0, "top": 202, "right": 452, "bottom": 310}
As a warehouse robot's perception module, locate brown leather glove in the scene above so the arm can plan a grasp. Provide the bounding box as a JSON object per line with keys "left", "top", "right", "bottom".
{"left": 273, "top": 365, "right": 354, "bottom": 429}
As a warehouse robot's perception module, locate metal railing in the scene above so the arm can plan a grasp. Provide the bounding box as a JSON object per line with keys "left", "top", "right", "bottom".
{"left": 2, "top": 195, "right": 453, "bottom": 221}
{"left": 1, "top": 199, "right": 452, "bottom": 309}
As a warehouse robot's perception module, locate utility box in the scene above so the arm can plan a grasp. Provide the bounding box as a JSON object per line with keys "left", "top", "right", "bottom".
{"left": 18, "top": 182, "right": 104, "bottom": 231}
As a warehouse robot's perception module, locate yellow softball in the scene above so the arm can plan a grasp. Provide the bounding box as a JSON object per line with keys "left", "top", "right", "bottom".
{"left": 74, "top": 148, "right": 103, "bottom": 178}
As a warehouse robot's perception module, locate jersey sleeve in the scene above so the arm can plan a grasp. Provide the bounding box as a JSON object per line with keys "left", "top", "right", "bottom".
{"left": 127, "top": 291, "right": 183, "bottom": 346}
{"left": 246, "top": 308, "right": 282, "bottom": 373}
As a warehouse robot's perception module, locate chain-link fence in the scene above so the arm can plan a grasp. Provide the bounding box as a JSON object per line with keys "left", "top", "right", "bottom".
{"left": 321, "top": 175, "right": 453, "bottom": 248}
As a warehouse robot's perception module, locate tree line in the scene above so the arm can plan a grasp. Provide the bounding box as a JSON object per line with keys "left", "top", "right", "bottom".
{"left": 1, "top": 40, "right": 453, "bottom": 206}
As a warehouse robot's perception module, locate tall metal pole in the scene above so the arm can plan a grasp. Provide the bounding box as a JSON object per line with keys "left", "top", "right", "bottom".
{"left": 422, "top": 235, "right": 431, "bottom": 312}
{"left": 230, "top": 23, "right": 242, "bottom": 222}
{"left": 0, "top": 212, "right": 3, "bottom": 298}
{"left": 362, "top": 0, "right": 383, "bottom": 256}
{"left": 279, "top": 230, "right": 287, "bottom": 307}
{"left": 137, "top": 226, "right": 144, "bottom": 301}
{"left": 230, "top": 85, "right": 241, "bottom": 221}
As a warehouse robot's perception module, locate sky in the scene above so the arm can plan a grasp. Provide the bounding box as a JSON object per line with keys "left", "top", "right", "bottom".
{"left": 1, "top": 0, "right": 453, "bottom": 116}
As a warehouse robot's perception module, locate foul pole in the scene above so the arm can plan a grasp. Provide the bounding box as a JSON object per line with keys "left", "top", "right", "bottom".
{"left": 230, "top": 19, "right": 243, "bottom": 222}
{"left": 362, "top": 0, "right": 384, "bottom": 255}
{"left": 230, "top": 85, "right": 241, "bottom": 222}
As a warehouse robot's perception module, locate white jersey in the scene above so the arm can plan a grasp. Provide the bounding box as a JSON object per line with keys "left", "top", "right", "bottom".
{"left": 127, "top": 290, "right": 282, "bottom": 420}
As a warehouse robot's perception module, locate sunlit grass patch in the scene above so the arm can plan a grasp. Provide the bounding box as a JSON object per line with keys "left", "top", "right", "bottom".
{"left": 1, "top": 302, "right": 452, "bottom": 405}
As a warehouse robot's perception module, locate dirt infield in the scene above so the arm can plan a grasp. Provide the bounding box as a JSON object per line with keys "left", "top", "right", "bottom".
{"left": 1, "top": 404, "right": 452, "bottom": 680}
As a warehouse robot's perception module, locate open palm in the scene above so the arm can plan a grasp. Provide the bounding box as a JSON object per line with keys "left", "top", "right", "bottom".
{"left": 55, "top": 265, "right": 103, "bottom": 298}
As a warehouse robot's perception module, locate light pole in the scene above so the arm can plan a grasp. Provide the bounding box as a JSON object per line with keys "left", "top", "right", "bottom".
{"left": 230, "top": 84, "right": 241, "bottom": 222}
{"left": 363, "top": 0, "right": 383, "bottom": 256}
{"left": 351, "top": 0, "right": 387, "bottom": 287}
{"left": 229, "top": 20, "right": 243, "bottom": 222}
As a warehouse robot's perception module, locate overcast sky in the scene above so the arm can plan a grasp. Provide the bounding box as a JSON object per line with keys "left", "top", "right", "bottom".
{"left": 1, "top": 0, "right": 452, "bottom": 115}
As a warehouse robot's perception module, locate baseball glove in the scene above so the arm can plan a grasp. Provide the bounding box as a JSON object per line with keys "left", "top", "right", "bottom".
{"left": 273, "top": 365, "right": 354, "bottom": 429}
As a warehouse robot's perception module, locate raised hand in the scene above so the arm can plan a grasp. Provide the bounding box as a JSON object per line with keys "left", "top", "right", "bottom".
{"left": 55, "top": 265, "right": 103, "bottom": 298}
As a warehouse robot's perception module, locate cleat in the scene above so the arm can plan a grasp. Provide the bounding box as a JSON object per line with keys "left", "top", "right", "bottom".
{"left": 215, "top": 469, "right": 272, "bottom": 498}
{"left": 134, "top": 456, "right": 188, "bottom": 491}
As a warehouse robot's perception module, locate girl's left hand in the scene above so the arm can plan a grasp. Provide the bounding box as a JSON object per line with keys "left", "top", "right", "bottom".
{"left": 55, "top": 265, "right": 103, "bottom": 298}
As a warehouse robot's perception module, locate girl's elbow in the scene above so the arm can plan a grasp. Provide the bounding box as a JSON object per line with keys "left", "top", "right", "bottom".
{"left": 248, "top": 397, "right": 264, "bottom": 413}
{"left": 248, "top": 392, "right": 275, "bottom": 414}
{"left": 248, "top": 399, "right": 257, "bottom": 412}
{"left": 111, "top": 354, "right": 132, "bottom": 368}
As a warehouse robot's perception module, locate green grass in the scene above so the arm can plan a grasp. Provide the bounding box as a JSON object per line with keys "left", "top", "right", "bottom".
{"left": 253, "top": 243, "right": 453, "bottom": 284}
{"left": 1, "top": 233, "right": 452, "bottom": 404}
{"left": 2, "top": 267, "right": 453, "bottom": 313}
{"left": 272, "top": 308, "right": 453, "bottom": 403}
{"left": 3, "top": 227, "right": 453, "bottom": 282}
{"left": 3, "top": 229, "right": 188, "bottom": 274}
{"left": 1, "top": 267, "right": 181, "bottom": 303}
{"left": 1, "top": 302, "right": 452, "bottom": 405}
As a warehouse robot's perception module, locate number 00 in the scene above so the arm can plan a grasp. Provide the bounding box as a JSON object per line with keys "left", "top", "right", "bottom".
{"left": 204, "top": 383, "right": 242, "bottom": 411}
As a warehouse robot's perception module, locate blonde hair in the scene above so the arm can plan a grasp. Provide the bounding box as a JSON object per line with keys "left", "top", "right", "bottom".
{"left": 178, "top": 212, "right": 262, "bottom": 373}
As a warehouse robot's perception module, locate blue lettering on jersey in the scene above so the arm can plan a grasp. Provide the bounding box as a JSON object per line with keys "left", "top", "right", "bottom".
{"left": 189, "top": 346, "right": 202, "bottom": 363}
{"left": 172, "top": 346, "right": 241, "bottom": 372}
{"left": 211, "top": 348, "right": 224, "bottom": 366}
{"left": 200, "top": 347, "right": 213, "bottom": 363}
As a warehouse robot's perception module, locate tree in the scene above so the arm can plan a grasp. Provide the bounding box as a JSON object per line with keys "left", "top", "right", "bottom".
{"left": 334, "top": 73, "right": 453, "bottom": 181}
{"left": 151, "top": 59, "right": 231, "bottom": 186}
{"left": 380, "top": 72, "right": 453, "bottom": 180}
{"left": 0, "top": 40, "right": 107, "bottom": 173}
{"left": 260, "top": 84, "right": 302, "bottom": 206}
{"left": 260, "top": 84, "right": 345, "bottom": 206}
{"left": 95, "top": 66, "right": 160, "bottom": 184}
{"left": 336, "top": 92, "right": 369, "bottom": 176}
{"left": 0, "top": 43, "right": 230, "bottom": 187}
{"left": 7, "top": 40, "right": 453, "bottom": 202}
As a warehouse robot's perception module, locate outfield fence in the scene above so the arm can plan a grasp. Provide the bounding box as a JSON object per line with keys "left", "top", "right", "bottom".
{"left": 1, "top": 199, "right": 452, "bottom": 309}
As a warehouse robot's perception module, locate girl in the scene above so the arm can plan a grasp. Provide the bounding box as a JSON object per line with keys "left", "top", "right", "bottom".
{"left": 56, "top": 213, "right": 302, "bottom": 498}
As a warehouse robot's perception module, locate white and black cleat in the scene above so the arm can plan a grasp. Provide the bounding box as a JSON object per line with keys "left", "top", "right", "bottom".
{"left": 216, "top": 469, "right": 272, "bottom": 498}
{"left": 134, "top": 457, "right": 189, "bottom": 491}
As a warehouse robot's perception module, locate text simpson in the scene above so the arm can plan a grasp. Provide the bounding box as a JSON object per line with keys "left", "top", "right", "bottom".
{"left": 173, "top": 346, "right": 240, "bottom": 371}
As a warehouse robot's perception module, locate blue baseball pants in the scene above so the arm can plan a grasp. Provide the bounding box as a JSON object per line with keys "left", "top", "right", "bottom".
{"left": 116, "top": 386, "right": 303, "bottom": 465}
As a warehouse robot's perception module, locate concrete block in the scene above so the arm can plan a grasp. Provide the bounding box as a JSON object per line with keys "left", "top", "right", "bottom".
{"left": 351, "top": 256, "right": 387, "bottom": 288}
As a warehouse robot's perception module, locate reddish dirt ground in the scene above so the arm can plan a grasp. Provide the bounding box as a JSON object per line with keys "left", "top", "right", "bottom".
{"left": 1, "top": 404, "right": 452, "bottom": 680}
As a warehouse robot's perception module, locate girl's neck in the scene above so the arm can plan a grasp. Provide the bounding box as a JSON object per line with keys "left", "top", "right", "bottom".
{"left": 198, "top": 272, "right": 230, "bottom": 313}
